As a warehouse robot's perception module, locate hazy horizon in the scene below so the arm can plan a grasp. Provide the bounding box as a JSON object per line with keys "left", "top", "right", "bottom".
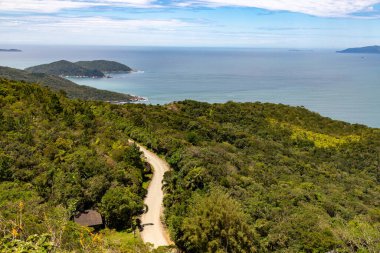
{"left": 0, "top": 43, "right": 374, "bottom": 50}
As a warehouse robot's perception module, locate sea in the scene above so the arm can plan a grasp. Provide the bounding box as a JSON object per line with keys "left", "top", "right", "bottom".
{"left": 0, "top": 45, "right": 379, "bottom": 128}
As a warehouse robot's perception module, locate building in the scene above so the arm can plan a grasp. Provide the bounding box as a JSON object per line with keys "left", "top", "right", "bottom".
{"left": 74, "top": 210, "right": 104, "bottom": 229}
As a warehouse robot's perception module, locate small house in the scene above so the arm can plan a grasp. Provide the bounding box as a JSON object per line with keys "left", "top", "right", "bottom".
{"left": 74, "top": 210, "right": 104, "bottom": 230}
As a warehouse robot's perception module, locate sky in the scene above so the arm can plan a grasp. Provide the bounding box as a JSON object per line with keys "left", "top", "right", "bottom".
{"left": 1, "top": 0, "right": 380, "bottom": 48}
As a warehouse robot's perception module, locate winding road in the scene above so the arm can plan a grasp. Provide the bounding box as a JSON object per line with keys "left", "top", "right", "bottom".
{"left": 133, "top": 142, "right": 172, "bottom": 248}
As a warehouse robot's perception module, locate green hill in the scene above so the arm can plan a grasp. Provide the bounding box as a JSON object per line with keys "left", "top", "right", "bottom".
{"left": 25, "top": 60, "right": 105, "bottom": 77}
{"left": 0, "top": 79, "right": 154, "bottom": 252}
{"left": 121, "top": 101, "right": 380, "bottom": 253}
{"left": 1, "top": 79, "right": 379, "bottom": 252}
{"left": 76, "top": 60, "right": 133, "bottom": 72}
{"left": 0, "top": 66, "right": 137, "bottom": 102}
{"left": 25, "top": 60, "right": 134, "bottom": 78}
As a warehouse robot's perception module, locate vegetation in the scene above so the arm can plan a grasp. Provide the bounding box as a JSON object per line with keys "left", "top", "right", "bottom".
{"left": 0, "top": 66, "right": 137, "bottom": 101}
{"left": 118, "top": 100, "right": 380, "bottom": 253}
{"left": 25, "top": 60, "right": 105, "bottom": 77}
{"left": 180, "top": 188, "right": 259, "bottom": 252}
{"left": 0, "top": 78, "right": 157, "bottom": 252}
{"left": 76, "top": 60, "right": 133, "bottom": 73}
{"left": 25, "top": 60, "right": 133, "bottom": 77}
{"left": 1, "top": 78, "right": 379, "bottom": 252}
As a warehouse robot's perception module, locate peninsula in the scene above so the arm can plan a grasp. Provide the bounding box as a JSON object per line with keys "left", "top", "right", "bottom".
{"left": 0, "top": 66, "right": 142, "bottom": 102}
{"left": 25, "top": 59, "right": 133, "bottom": 78}
{"left": 337, "top": 45, "right": 380, "bottom": 54}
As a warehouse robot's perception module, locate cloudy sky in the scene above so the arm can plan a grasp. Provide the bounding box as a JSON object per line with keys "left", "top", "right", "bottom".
{"left": 1, "top": 0, "right": 380, "bottom": 47}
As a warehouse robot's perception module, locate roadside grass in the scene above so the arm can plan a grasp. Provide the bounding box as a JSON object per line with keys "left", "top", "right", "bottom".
{"left": 101, "top": 229, "right": 176, "bottom": 253}
{"left": 101, "top": 229, "right": 151, "bottom": 252}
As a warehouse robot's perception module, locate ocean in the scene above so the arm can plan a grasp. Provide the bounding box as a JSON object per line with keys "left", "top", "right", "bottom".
{"left": 0, "top": 45, "right": 379, "bottom": 127}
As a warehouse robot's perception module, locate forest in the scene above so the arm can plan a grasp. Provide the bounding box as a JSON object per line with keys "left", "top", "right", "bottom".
{"left": 25, "top": 60, "right": 133, "bottom": 77}
{"left": 119, "top": 101, "right": 380, "bottom": 253}
{"left": 0, "top": 66, "right": 137, "bottom": 101}
{"left": 0, "top": 79, "right": 167, "bottom": 252}
{"left": 0, "top": 78, "right": 379, "bottom": 252}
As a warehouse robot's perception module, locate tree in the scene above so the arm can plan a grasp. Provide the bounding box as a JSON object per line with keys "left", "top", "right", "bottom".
{"left": 100, "top": 186, "right": 143, "bottom": 230}
{"left": 0, "top": 154, "right": 13, "bottom": 181}
{"left": 180, "top": 188, "right": 259, "bottom": 253}
{"left": 333, "top": 216, "right": 380, "bottom": 253}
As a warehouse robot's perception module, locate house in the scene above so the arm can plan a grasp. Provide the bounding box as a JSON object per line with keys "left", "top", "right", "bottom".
{"left": 74, "top": 210, "right": 104, "bottom": 229}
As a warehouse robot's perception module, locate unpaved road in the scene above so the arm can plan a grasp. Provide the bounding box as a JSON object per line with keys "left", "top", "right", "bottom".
{"left": 133, "top": 142, "right": 171, "bottom": 248}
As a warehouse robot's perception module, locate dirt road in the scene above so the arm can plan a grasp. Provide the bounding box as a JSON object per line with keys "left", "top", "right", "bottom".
{"left": 134, "top": 142, "right": 171, "bottom": 248}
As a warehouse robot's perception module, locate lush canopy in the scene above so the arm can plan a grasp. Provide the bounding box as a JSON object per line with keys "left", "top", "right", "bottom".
{"left": 1, "top": 78, "right": 379, "bottom": 252}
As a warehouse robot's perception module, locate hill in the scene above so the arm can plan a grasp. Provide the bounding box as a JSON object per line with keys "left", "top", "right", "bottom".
{"left": 25, "top": 60, "right": 105, "bottom": 77}
{"left": 0, "top": 66, "right": 137, "bottom": 102}
{"left": 337, "top": 45, "right": 380, "bottom": 54}
{"left": 0, "top": 79, "right": 379, "bottom": 252}
{"left": 0, "top": 79, "right": 158, "bottom": 252}
{"left": 25, "top": 60, "right": 134, "bottom": 78}
{"left": 121, "top": 101, "right": 380, "bottom": 253}
{"left": 76, "top": 60, "right": 133, "bottom": 72}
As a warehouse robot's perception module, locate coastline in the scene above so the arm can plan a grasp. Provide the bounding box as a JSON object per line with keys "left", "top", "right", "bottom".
{"left": 61, "top": 70, "right": 136, "bottom": 79}
{"left": 109, "top": 96, "right": 148, "bottom": 104}
{"left": 65, "top": 71, "right": 147, "bottom": 103}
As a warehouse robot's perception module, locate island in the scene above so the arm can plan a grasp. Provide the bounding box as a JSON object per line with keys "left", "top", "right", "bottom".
{"left": 75, "top": 60, "right": 133, "bottom": 73}
{"left": 0, "top": 66, "right": 144, "bottom": 102}
{"left": 289, "top": 49, "right": 313, "bottom": 52}
{"left": 337, "top": 45, "right": 380, "bottom": 54}
{"left": 25, "top": 59, "right": 134, "bottom": 78}
{"left": 0, "top": 49, "right": 22, "bottom": 52}
{"left": 25, "top": 60, "right": 106, "bottom": 78}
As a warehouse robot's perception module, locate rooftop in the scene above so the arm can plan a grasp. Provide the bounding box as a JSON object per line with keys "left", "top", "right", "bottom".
{"left": 74, "top": 210, "right": 103, "bottom": 227}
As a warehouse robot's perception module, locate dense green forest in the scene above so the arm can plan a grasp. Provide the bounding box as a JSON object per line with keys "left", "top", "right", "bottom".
{"left": 0, "top": 79, "right": 166, "bottom": 252}
{"left": 25, "top": 60, "right": 133, "bottom": 77}
{"left": 0, "top": 66, "right": 137, "bottom": 101}
{"left": 75, "top": 60, "right": 133, "bottom": 73}
{"left": 1, "top": 78, "right": 379, "bottom": 252}
{"left": 119, "top": 101, "right": 380, "bottom": 252}
{"left": 25, "top": 60, "right": 105, "bottom": 78}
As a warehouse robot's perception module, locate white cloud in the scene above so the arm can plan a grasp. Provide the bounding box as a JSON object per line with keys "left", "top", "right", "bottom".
{"left": 0, "top": 15, "right": 201, "bottom": 45}
{"left": 92, "top": 0, "right": 158, "bottom": 8}
{"left": 179, "top": 0, "right": 380, "bottom": 17}
{"left": 39, "top": 16, "right": 190, "bottom": 31}
{"left": 0, "top": 0, "right": 95, "bottom": 12}
{"left": 0, "top": 15, "right": 192, "bottom": 32}
{"left": 0, "top": 0, "right": 156, "bottom": 12}
{"left": 0, "top": 0, "right": 379, "bottom": 17}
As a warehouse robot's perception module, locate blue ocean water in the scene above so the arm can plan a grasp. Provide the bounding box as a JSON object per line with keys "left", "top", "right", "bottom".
{"left": 0, "top": 45, "right": 379, "bottom": 127}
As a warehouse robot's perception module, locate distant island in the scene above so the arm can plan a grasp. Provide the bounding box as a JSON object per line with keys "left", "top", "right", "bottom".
{"left": 0, "top": 49, "right": 22, "bottom": 52}
{"left": 0, "top": 66, "right": 143, "bottom": 102}
{"left": 25, "top": 60, "right": 134, "bottom": 78}
{"left": 288, "top": 49, "right": 314, "bottom": 52}
{"left": 337, "top": 45, "right": 380, "bottom": 54}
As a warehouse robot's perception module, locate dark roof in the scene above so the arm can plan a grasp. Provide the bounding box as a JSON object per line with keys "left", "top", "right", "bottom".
{"left": 74, "top": 210, "right": 103, "bottom": 227}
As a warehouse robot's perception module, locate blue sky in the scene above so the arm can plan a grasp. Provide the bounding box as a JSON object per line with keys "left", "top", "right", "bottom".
{"left": 1, "top": 0, "right": 380, "bottom": 48}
